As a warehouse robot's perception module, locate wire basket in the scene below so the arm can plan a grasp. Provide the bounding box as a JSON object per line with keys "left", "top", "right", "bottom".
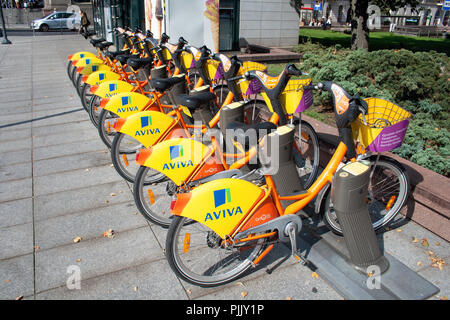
{"left": 277, "top": 78, "right": 314, "bottom": 114}
{"left": 205, "top": 59, "right": 224, "bottom": 81}
{"left": 351, "top": 98, "right": 411, "bottom": 152}
{"left": 236, "top": 61, "right": 267, "bottom": 96}
{"left": 180, "top": 51, "right": 194, "bottom": 71}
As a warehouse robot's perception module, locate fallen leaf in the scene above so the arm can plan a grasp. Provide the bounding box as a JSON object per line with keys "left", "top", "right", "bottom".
{"left": 235, "top": 281, "right": 245, "bottom": 287}
{"left": 396, "top": 229, "right": 402, "bottom": 232}
{"left": 119, "top": 190, "right": 123, "bottom": 193}
{"left": 5, "top": 280, "right": 10, "bottom": 284}
{"left": 76, "top": 259, "right": 82, "bottom": 263}
{"left": 110, "top": 193, "right": 116, "bottom": 197}
{"left": 186, "top": 289, "right": 192, "bottom": 295}
{"left": 367, "top": 272, "right": 374, "bottom": 277}
{"left": 311, "top": 272, "right": 319, "bottom": 279}
{"left": 421, "top": 238, "right": 429, "bottom": 247}
{"left": 16, "top": 296, "right": 23, "bottom": 300}
{"left": 102, "top": 229, "right": 115, "bottom": 239}
{"left": 73, "top": 236, "right": 82, "bottom": 243}
{"left": 34, "top": 246, "right": 40, "bottom": 252}
{"left": 417, "top": 261, "right": 422, "bottom": 266}
{"left": 426, "top": 250, "right": 434, "bottom": 256}
{"left": 436, "top": 241, "right": 440, "bottom": 246}
{"left": 285, "top": 297, "right": 292, "bottom": 300}
{"left": 412, "top": 237, "right": 419, "bottom": 243}
{"left": 133, "top": 286, "right": 138, "bottom": 292}
{"left": 105, "top": 200, "right": 109, "bottom": 204}
{"left": 110, "top": 164, "right": 114, "bottom": 167}
{"left": 241, "top": 291, "right": 248, "bottom": 298}
{"left": 85, "top": 168, "right": 89, "bottom": 172}
{"left": 441, "top": 296, "right": 448, "bottom": 300}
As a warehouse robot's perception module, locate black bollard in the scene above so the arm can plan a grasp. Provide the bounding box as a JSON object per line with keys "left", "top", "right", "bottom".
{"left": 331, "top": 161, "right": 389, "bottom": 274}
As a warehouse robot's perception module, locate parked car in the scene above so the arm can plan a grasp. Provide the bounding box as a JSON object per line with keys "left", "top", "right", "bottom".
{"left": 31, "top": 11, "right": 81, "bottom": 32}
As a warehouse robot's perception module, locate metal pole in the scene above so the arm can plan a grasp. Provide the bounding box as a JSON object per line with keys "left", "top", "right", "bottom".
{"left": 0, "top": 3, "right": 12, "bottom": 44}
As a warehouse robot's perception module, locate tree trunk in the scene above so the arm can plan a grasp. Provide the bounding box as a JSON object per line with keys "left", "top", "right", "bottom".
{"left": 350, "top": 0, "right": 369, "bottom": 51}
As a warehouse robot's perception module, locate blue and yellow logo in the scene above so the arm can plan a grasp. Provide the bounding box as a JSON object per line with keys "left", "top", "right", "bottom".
{"left": 214, "top": 188, "right": 231, "bottom": 208}
{"left": 169, "top": 145, "right": 184, "bottom": 160}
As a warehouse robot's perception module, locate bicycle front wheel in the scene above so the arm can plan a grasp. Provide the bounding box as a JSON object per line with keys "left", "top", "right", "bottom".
{"left": 97, "top": 109, "right": 118, "bottom": 148}
{"left": 88, "top": 95, "right": 102, "bottom": 128}
{"left": 166, "top": 216, "right": 267, "bottom": 287}
{"left": 323, "top": 156, "right": 410, "bottom": 235}
{"left": 67, "top": 60, "right": 74, "bottom": 80}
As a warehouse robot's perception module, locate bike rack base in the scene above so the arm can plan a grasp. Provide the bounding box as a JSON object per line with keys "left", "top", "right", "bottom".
{"left": 293, "top": 223, "right": 440, "bottom": 300}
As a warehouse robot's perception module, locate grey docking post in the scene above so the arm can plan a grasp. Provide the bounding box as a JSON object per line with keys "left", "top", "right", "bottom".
{"left": 331, "top": 161, "right": 390, "bottom": 274}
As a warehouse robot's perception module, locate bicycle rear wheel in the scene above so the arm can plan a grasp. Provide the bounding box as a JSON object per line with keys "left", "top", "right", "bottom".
{"left": 323, "top": 155, "right": 409, "bottom": 235}
{"left": 67, "top": 61, "right": 74, "bottom": 80}
{"left": 166, "top": 216, "right": 267, "bottom": 287}
{"left": 80, "top": 83, "right": 93, "bottom": 113}
{"left": 97, "top": 109, "right": 118, "bottom": 148}
{"left": 294, "top": 120, "right": 320, "bottom": 190}
{"left": 133, "top": 166, "right": 173, "bottom": 227}
{"left": 110, "top": 132, "right": 165, "bottom": 183}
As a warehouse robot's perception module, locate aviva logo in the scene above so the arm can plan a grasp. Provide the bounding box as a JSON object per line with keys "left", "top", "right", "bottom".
{"left": 162, "top": 145, "right": 193, "bottom": 171}
{"left": 92, "top": 65, "right": 98, "bottom": 72}
{"left": 109, "top": 83, "right": 118, "bottom": 92}
{"left": 204, "top": 188, "right": 242, "bottom": 222}
{"left": 117, "top": 96, "right": 138, "bottom": 113}
{"left": 99, "top": 73, "right": 106, "bottom": 81}
{"left": 169, "top": 145, "right": 183, "bottom": 160}
{"left": 134, "top": 116, "right": 160, "bottom": 136}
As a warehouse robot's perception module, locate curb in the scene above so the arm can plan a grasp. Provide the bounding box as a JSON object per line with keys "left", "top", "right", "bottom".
{"left": 302, "top": 115, "right": 450, "bottom": 242}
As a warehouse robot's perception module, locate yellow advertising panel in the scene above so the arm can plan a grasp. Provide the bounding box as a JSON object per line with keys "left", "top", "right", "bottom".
{"left": 117, "top": 110, "right": 175, "bottom": 148}
{"left": 77, "top": 63, "right": 110, "bottom": 75}
{"left": 68, "top": 51, "right": 97, "bottom": 61}
{"left": 74, "top": 56, "right": 103, "bottom": 67}
{"left": 104, "top": 92, "right": 151, "bottom": 117}
{"left": 93, "top": 80, "right": 134, "bottom": 98}
{"left": 178, "top": 178, "right": 264, "bottom": 239}
{"left": 85, "top": 70, "right": 121, "bottom": 86}
{"left": 141, "top": 138, "right": 211, "bottom": 185}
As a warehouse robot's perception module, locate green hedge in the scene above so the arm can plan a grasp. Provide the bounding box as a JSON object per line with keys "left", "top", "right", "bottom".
{"left": 292, "top": 42, "right": 450, "bottom": 176}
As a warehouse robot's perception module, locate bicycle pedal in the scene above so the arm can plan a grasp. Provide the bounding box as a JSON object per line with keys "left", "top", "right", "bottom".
{"left": 292, "top": 251, "right": 308, "bottom": 266}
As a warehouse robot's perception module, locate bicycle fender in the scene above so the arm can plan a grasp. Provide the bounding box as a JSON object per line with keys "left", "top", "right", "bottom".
{"left": 74, "top": 56, "right": 103, "bottom": 67}
{"left": 171, "top": 178, "right": 265, "bottom": 239}
{"left": 137, "top": 138, "right": 212, "bottom": 186}
{"left": 68, "top": 51, "right": 97, "bottom": 62}
{"left": 84, "top": 70, "right": 120, "bottom": 86}
{"left": 77, "top": 63, "right": 110, "bottom": 76}
{"left": 92, "top": 80, "right": 134, "bottom": 98}
{"left": 114, "top": 110, "right": 175, "bottom": 148}
{"left": 104, "top": 92, "right": 151, "bottom": 117}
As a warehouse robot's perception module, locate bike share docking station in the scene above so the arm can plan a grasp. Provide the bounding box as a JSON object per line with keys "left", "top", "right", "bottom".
{"left": 288, "top": 161, "right": 439, "bottom": 300}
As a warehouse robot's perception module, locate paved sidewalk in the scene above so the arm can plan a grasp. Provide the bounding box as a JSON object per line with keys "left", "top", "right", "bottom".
{"left": 0, "top": 34, "right": 448, "bottom": 300}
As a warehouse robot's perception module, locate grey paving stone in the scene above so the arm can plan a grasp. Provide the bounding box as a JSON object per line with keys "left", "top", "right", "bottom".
{"left": 200, "top": 263, "right": 342, "bottom": 300}
{"left": 34, "top": 226, "right": 163, "bottom": 292}
{"left": 0, "top": 222, "right": 34, "bottom": 260}
{"left": 0, "top": 112, "right": 32, "bottom": 127}
{"left": 0, "top": 161, "right": 32, "bottom": 182}
{"left": 34, "top": 180, "right": 133, "bottom": 221}
{"left": 33, "top": 165, "right": 123, "bottom": 196}
{"left": 0, "top": 254, "right": 34, "bottom": 300}
{"left": 35, "top": 259, "right": 187, "bottom": 300}
{"left": 418, "top": 263, "right": 450, "bottom": 300}
{"left": 0, "top": 126, "right": 31, "bottom": 142}
{"left": 33, "top": 150, "right": 111, "bottom": 177}
{"left": 0, "top": 148, "right": 31, "bottom": 166}
{"left": 33, "top": 138, "right": 106, "bottom": 161}
{"left": 31, "top": 108, "right": 86, "bottom": 128}
{"left": 32, "top": 127, "right": 99, "bottom": 148}
{"left": 32, "top": 119, "right": 92, "bottom": 137}
{"left": 0, "top": 178, "right": 32, "bottom": 202}
{"left": 35, "top": 201, "right": 147, "bottom": 250}
{"left": 0, "top": 198, "right": 33, "bottom": 228}
{"left": 0, "top": 137, "right": 31, "bottom": 153}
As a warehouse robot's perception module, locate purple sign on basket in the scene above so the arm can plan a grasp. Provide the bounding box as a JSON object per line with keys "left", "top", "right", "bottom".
{"left": 214, "top": 63, "right": 224, "bottom": 80}
{"left": 246, "top": 79, "right": 263, "bottom": 95}
{"left": 295, "top": 89, "right": 314, "bottom": 113}
{"left": 367, "top": 119, "right": 410, "bottom": 152}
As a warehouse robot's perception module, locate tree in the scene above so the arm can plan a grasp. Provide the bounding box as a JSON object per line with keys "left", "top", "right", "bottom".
{"left": 350, "top": 0, "right": 419, "bottom": 51}
{"left": 289, "top": 0, "right": 303, "bottom": 17}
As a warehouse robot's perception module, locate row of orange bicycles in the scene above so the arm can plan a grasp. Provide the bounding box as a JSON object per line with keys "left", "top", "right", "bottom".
{"left": 67, "top": 26, "right": 411, "bottom": 287}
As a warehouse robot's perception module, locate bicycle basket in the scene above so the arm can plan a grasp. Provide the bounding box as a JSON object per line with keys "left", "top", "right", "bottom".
{"left": 162, "top": 47, "right": 172, "bottom": 61}
{"left": 236, "top": 61, "right": 267, "bottom": 96}
{"left": 180, "top": 51, "right": 194, "bottom": 71}
{"left": 277, "top": 78, "right": 314, "bottom": 114}
{"left": 205, "top": 59, "right": 224, "bottom": 81}
{"left": 351, "top": 98, "right": 411, "bottom": 152}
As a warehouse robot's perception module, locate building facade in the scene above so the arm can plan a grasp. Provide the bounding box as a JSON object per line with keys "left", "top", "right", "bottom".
{"left": 300, "top": 0, "right": 449, "bottom": 27}
{"left": 90, "top": 0, "right": 301, "bottom": 51}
